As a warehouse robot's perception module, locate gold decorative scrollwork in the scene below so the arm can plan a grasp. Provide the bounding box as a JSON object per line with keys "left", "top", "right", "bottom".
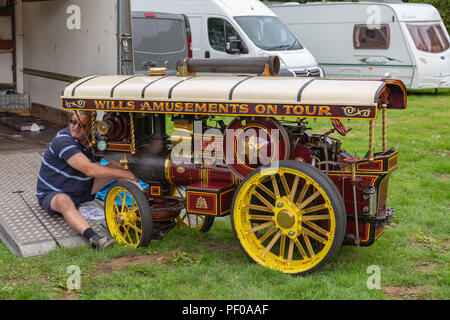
{"left": 65, "top": 100, "right": 86, "bottom": 109}
{"left": 341, "top": 106, "right": 371, "bottom": 118}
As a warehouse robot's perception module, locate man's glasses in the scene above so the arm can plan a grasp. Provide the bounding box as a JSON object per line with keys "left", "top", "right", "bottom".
{"left": 69, "top": 119, "right": 89, "bottom": 128}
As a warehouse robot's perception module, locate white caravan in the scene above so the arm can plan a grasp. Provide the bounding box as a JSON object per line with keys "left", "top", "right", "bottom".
{"left": 131, "top": 0, "right": 323, "bottom": 77}
{"left": 270, "top": 0, "right": 450, "bottom": 89}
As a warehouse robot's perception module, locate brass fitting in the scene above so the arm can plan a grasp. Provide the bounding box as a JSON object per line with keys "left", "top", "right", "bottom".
{"left": 96, "top": 120, "right": 111, "bottom": 136}
{"left": 120, "top": 153, "right": 129, "bottom": 170}
{"left": 148, "top": 67, "right": 167, "bottom": 76}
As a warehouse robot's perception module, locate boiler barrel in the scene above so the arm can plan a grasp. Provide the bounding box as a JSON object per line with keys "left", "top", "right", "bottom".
{"left": 176, "top": 56, "right": 280, "bottom": 75}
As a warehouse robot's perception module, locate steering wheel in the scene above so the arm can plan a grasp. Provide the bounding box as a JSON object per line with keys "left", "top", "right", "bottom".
{"left": 331, "top": 119, "right": 348, "bottom": 136}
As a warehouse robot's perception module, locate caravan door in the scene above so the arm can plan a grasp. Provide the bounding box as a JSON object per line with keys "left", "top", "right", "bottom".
{"left": 405, "top": 22, "right": 450, "bottom": 88}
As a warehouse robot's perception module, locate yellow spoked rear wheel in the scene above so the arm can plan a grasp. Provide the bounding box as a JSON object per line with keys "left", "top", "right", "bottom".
{"left": 176, "top": 211, "right": 215, "bottom": 232}
{"left": 171, "top": 186, "right": 215, "bottom": 232}
{"left": 104, "top": 182, "right": 153, "bottom": 247}
{"left": 231, "top": 160, "right": 346, "bottom": 275}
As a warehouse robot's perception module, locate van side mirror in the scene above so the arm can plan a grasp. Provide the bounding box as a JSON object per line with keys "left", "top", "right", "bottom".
{"left": 226, "top": 36, "right": 242, "bottom": 54}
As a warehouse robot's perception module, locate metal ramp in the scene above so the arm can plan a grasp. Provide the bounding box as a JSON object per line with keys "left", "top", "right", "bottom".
{"left": 0, "top": 152, "right": 107, "bottom": 257}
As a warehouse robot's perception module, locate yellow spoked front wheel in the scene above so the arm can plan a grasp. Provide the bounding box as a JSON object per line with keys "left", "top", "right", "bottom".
{"left": 231, "top": 160, "right": 346, "bottom": 275}
{"left": 104, "top": 182, "right": 153, "bottom": 247}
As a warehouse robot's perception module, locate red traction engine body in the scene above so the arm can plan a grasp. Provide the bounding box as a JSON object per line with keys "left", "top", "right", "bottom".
{"left": 61, "top": 56, "right": 407, "bottom": 275}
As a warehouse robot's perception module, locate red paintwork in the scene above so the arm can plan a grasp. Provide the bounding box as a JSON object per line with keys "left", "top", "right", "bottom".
{"left": 168, "top": 161, "right": 233, "bottom": 186}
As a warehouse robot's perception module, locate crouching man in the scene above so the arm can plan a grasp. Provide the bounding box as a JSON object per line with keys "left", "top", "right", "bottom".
{"left": 36, "top": 111, "right": 137, "bottom": 249}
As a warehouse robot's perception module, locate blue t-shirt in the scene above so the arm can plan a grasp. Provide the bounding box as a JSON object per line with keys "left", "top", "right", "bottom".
{"left": 36, "top": 127, "right": 100, "bottom": 199}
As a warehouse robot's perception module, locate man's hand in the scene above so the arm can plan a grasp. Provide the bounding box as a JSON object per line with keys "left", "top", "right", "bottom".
{"left": 102, "top": 157, "right": 139, "bottom": 184}
{"left": 121, "top": 168, "right": 138, "bottom": 183}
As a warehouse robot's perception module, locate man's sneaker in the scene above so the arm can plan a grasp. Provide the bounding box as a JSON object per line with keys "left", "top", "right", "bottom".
{"left": 89, "top": 234, "right": 114, "bottom": 250}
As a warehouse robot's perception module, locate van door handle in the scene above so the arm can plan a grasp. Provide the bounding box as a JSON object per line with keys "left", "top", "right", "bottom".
{"left": 205, "top": 51, "right": 210, "bottom": 58}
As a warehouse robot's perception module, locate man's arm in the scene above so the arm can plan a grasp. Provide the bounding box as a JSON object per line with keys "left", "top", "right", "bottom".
{"left": 102, "top": 157, "right": 123, "bottom": 169}
{"left": 67, "top": 152, "right": 137, "bottom": 182}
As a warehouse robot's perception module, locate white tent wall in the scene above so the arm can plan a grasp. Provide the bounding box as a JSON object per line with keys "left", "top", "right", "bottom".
{"left": 20, "top": 0, "right": 118, "bottom": 111}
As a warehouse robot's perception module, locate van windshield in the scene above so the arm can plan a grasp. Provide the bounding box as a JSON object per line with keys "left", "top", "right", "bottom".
{"left": 234, "top": 16, "right": 303, "bottom": 51}
{"left": 407, "top": 24, "right": 449, "bottom": 53}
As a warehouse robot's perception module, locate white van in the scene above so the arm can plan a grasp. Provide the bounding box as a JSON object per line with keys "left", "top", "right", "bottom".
{"left": 131, "top": 0, "right": 323, "bottom": 77}
{"left": 270, "top": 0, "right": 450, "bottom": 89}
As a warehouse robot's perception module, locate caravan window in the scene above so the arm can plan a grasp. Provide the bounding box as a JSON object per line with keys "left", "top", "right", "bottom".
{"left": 208, "top": 18, "right": 241, "bottom": 52}
{"left": 407, "top": 24, "right": 449, "bottom": 53}
{"left": 353, "top": 24, "right": 390, "bottom": 49}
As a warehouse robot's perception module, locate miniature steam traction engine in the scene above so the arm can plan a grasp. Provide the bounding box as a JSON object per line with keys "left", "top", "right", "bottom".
{"left": 62, "top": 56, "right": 406, "bottom": 275}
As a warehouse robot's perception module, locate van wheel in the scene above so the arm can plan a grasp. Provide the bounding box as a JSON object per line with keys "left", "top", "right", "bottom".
{"left": 231, "top": 160, "right": 346, "bottom": 275}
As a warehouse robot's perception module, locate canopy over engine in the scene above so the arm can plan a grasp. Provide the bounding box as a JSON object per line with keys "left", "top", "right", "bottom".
{"left": 61, "top": 63, "right": 405, "bottom": 184}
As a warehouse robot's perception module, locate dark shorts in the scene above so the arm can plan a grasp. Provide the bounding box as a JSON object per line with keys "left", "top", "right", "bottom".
{"left": 37, "top": 191, "right": 96, "bottom": 215}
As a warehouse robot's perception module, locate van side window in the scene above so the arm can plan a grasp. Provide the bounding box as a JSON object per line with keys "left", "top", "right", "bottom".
{"left": 208, "top": 17, "right": 240, "bottom": 52}
{"left": 353, "top": 24, "right": 390, "bottom": 49}
{"left": 407, "top": 24, "right": 450, "bottom": 53}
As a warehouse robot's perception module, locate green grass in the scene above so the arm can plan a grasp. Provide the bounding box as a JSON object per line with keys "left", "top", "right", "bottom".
{"left": 0, "top": 89, "right": 448, "bottom": 300}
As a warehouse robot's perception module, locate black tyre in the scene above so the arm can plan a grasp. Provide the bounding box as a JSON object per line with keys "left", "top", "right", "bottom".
{"left": 104, "top": 181, "right": 153, "bottom": 247}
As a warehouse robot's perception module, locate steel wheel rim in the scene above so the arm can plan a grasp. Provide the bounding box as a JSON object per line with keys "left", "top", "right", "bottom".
{"left": 172, "top": 186, "right": 209, "bottom": 231}
{"left": 176, "top": 210, "right": 208, "bottom": 231}
{"left": 233, "top": 167, "right": 336, "bottom": 274}
{"left": 105, "top": 186, "right": 143, "bottom": 248}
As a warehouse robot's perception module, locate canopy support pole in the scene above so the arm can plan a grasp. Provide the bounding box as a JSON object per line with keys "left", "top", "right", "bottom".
{"left": 369, "top": 120, "right": 374, "bottom": 162}
{"left": 382, "top": 104, "right": 387, "bottom": 152}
